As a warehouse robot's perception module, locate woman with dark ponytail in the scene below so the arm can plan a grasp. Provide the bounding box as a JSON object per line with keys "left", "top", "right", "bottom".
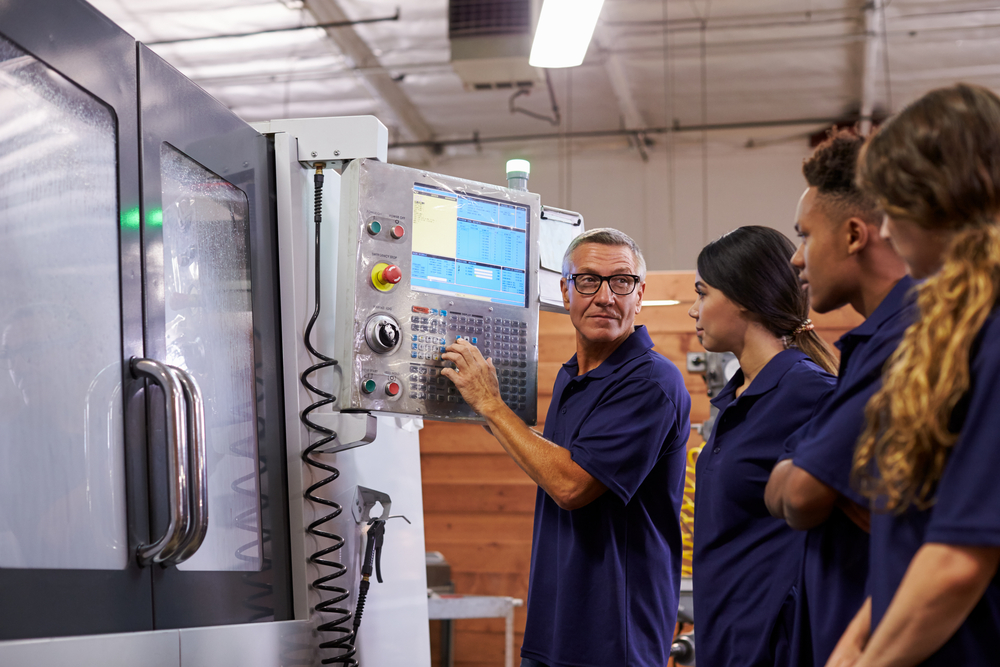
{"left": 690, "top": 225, "right": 838, "bottom": 667}
{"left": 827, "top": 83, "right": 1000, "bottom": 666}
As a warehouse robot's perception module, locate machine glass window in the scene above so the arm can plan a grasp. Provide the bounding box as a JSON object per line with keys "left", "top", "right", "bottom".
{"left": 159, "top": 142, "right": 262, "bottom": 572}
{"left": 411, "top": 184, "right": 529, "bottom": 308}
{"left": 0, "top": 35, "right": 127, "bottom": 569}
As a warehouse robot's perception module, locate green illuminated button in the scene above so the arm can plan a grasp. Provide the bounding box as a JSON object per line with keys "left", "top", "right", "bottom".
{"left": 367, "top": 220, "right": 382, "bottom": 235}
{"left": 362, "top": 379, "right": 377, "bottom": 394}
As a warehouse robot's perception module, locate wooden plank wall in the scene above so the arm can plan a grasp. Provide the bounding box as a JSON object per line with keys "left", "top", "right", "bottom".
{"left": 421, "top": 270, "right": 863, "bottom": 667}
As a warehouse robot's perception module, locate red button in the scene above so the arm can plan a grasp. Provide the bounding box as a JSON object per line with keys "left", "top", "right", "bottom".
{"left": 382, "top": 264, "right": 402, "bottom": 284}
{"left": 385, "top": 381, "right": 400, "bottom": 396}
{"left": 391, "top": 225, "right": 405, "bottom": 239}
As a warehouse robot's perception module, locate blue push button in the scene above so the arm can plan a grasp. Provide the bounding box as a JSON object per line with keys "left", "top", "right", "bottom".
{"left": 472, "top": 337, "right": 477, "bottom": 344}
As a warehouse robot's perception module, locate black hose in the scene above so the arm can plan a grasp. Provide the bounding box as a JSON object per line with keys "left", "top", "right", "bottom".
{"left": 299, "top": 166, "right": 357, "bottom": 665}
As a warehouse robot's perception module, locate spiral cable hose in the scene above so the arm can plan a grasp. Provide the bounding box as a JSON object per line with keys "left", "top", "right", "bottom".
{"left": 299, "top": 166, "right": 357, "bottom": 665}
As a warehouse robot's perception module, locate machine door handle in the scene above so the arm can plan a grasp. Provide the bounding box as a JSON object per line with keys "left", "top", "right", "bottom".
{"left": 168, "top": 366, "right": 209, "bottom": 564}
{"left": 131, "top": 358, "right": 191, "bottom": 567}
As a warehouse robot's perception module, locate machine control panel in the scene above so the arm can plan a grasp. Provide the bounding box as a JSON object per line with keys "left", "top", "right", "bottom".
{"left": 336, "top": 159, "right": 541, "bottom": 423}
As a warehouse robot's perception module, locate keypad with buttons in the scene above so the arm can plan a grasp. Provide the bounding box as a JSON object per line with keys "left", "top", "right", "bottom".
{"left": 409, "top": 307, "right": 448, "bottom": 361}
{"left": 407, "top": 363, "right": 461, "bottom": 403}
{"left": 497, "top": 367, "right": 530, "bottom": 412}
{"left": 477, "top": 316, "right": 530, "bottom": 370}
{"left": 399, "top": 309, "right": 534, "bottom": 416}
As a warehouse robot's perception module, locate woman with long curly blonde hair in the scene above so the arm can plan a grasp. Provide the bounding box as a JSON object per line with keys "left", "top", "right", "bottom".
{"left": 826, "top": 83, "right": 1000, "bottom": 666}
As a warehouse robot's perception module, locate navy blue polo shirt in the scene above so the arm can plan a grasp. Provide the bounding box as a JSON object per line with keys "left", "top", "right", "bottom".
{"left": 782, "top": 276, "right": 916, "bottom": 666}
{"left": 693, "top": 349, "right": 835, "bottom": 667}
{"left": 870, "top": 309, "right": 1000, "bottom": 664}
{"left": 520, "top": 325, "right": 691, "bottom": 667}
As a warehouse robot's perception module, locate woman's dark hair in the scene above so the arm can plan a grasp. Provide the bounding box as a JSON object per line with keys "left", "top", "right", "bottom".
{"left": 697, "top": 225, "right": 839, "bottom": 375}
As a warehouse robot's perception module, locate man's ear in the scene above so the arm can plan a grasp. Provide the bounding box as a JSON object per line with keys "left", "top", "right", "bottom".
{"left": 634, "top": 281, "right": 645, "bottom": 314}
{"left": 845, "top": 217, "right": 871, "bottom": 255}
{"left": 561, "top": 276, "right": 571, "bottom": 311}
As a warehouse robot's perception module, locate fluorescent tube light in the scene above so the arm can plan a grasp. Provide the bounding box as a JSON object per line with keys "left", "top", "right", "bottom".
{"left": 529, "top": 0, "right": 606, "bottom": 69}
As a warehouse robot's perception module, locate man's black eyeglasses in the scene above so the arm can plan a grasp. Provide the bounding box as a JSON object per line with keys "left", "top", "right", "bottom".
{"left": 568, "top": 273, "right": 641, "bottom": 296}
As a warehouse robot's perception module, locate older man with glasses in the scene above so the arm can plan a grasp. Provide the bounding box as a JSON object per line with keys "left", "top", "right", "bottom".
{"left": 443, "top": 228, "right": 691, "bottom": 667}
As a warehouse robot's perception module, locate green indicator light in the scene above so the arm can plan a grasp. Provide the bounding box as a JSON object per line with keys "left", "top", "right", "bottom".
{"left": 362, "top": 379, "right": 377, "bottom": 394}
{"left": 368, "top": 220, "right": 382, "bottom": 235}
{"left": 121, "top": 207, "right": 141, "bottom": 231}
{"left": 147, "top": 208, "right": 163, "bottom": 228}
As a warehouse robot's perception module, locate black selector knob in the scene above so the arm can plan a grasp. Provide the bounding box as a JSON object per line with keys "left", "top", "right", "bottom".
{"left": 364, "top": 313, "right": 402, "bottom": 354}
{"left": 377, "top": 321, "right": 398, "bottom": 348}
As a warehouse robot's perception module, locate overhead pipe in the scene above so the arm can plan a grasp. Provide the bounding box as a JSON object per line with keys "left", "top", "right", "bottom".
{"left": 146, "top": 10, "right": 400, "bottom": 46}
{"left": 387, "top": 115, "right": 875, "bottom": 152}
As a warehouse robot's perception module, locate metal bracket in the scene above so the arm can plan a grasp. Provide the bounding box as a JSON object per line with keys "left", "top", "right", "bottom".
{"left": 249, "top": 116, "right": 388, "bottom": 166}
{"left": 353, "top": 485, "right": 392, "bottom": 524}
{"left": 315, "top": 412, "right": 378, "bottom": 455}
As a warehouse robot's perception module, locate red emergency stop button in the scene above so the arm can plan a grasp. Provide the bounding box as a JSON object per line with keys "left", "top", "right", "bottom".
{"left": 390, "top": 224, "right": 405, "bottom": 239}
{"left": 385, "top": 381, "right": 401, "bottom": 396}
{"left": 371, "top": 262, "right": 402, "bottom": 291}
{"left": 383, "top": 264, "right": 402, "bottom": 284}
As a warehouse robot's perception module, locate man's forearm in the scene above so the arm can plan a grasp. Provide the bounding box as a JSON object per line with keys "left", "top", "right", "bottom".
{"left": 481, "top": 399, "right": 606, "bottom": 510}
{"left": 855, "top": 544, "right": 1000, "bottom": 667}
{"left": 440, "top": 339, "right": 606, "bottom": 510}
{"left": 768, "top": 462, "right": 839, "bottom": 530}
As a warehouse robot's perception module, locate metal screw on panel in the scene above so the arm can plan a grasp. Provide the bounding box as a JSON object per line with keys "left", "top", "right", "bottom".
{"left": 311, "top": 151, "right": 318, "bottom": 157}
{"left": 334, "top": 150, "right": 341, "bottom": 156}
{"left": 489, "top": 307, "right": 494, "bottom": 312}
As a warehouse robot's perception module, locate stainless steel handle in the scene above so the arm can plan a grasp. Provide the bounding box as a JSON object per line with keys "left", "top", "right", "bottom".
{"left": 170, "top": 366, "right": 209, "bottom": 564}
{"left": 131, "top": 358, "right": 190, "bottom": 567}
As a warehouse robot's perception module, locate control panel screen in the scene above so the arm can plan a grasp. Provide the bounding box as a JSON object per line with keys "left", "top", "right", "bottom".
{"left": 410, "top": 184, "right": 529, "bottom": 308}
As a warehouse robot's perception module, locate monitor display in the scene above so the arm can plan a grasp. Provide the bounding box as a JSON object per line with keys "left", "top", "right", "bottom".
{"left": 410, "top": 184, "right": 529, "bottom": 308}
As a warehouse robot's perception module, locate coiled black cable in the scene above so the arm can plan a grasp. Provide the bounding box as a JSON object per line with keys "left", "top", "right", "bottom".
{"left": 299, "top": 166, "right": 357, "bottom": 666}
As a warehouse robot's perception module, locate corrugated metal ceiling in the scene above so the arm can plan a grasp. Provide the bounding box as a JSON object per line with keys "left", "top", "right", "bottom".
{"left": 86, "top": 0, "right": 1000, "bottom": 160}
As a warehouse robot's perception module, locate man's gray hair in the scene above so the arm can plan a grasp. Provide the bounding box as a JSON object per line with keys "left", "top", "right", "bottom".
{"left": 561, "top": 228, "right": 647, "bottom": 280}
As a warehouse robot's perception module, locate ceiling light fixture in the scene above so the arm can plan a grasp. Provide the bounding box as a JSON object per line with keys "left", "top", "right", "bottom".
{"left": 529, "top": 0, "right": 606, "bottom": 69}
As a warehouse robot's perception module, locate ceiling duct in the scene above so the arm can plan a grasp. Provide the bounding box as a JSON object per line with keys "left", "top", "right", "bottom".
{"left": 449, "top": 0, "right": 544, "bottom": 91}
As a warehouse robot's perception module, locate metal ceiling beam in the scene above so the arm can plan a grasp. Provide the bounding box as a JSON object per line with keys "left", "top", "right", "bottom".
{"left": 593, "top": 31, "right": 647, "bottom": 131}
{"left": 592, "top": 30, "right": 650, "bottom": 160}
{"left": 859, "top": 0, "right": 885, "bottom": 135}
{"left": 305, "top": 0, "right": 436, "bottom": 147}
